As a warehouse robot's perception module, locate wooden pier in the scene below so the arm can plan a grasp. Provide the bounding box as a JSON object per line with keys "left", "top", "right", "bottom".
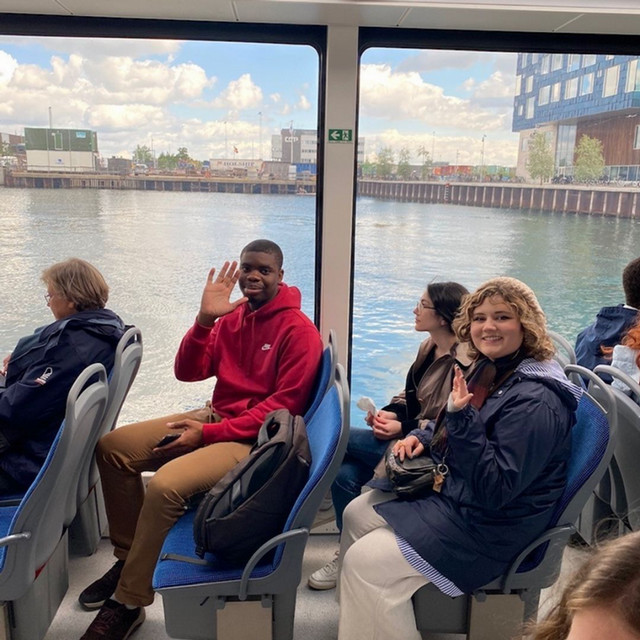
{"left": 358, "top": 179, "right": 640, "bottom": 217}
{"left": 2, "top": 170, "right": 316, "bottom": 195}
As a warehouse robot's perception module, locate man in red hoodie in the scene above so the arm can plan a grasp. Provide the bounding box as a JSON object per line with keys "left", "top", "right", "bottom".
{"left": 78, "top": 239, "right": 323, "bottom": 640}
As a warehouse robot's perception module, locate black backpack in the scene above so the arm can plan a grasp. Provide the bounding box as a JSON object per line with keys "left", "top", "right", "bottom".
{"left": 192, "top": 408, "right": 311, "bottom": 564}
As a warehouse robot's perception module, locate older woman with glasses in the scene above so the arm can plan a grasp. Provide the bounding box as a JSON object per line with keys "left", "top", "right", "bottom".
{"left": 0, "top": 258, "right": 126, "bottom": 495}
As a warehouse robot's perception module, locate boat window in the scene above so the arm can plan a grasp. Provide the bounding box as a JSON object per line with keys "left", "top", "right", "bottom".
{"left": 0, "top": 32, "right": 320, "bottom": 421}
{"left": 353, "top": 39, "right": 640, "bottom": 419}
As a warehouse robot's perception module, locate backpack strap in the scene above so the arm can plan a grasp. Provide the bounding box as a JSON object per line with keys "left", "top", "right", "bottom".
{"left": 160, "top": 552, "right": 210, "bottom": 566}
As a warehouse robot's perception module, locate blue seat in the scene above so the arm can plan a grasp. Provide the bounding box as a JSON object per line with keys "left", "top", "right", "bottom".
{"left": 0, "top": 363, "right": 109, "bottom": 639}
{"left": 412, "top": 364, "right": 615, "bottom": 638}
{"left": 153, "top": 364, "right": 350, "bottom": 640}
{"left": 303, "top": 329, "right": 337, "bottom": 423}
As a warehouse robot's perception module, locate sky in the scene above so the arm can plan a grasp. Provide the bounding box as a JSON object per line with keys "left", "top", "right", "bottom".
{"left": 0, "top": 35, "right": 520, "bottom": 167}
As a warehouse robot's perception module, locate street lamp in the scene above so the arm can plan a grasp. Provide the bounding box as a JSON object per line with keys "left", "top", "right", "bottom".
{"left": 481, "top": 135, "right": 486, "bottom": 182}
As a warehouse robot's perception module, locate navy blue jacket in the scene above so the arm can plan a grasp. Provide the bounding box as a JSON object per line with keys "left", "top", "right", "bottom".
{"left": 575, "top": 305, "right": 638, "bottom": 379}
{"left": 0, "top": 309, "right": 126, "bottom": 489}
{"left": 376, "top": 359, "right": 580, "bottom": 594}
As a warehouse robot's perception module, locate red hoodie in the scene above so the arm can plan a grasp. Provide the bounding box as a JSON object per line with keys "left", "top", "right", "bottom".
{"left": 174, "top": 283, "right": 322, "bottom": 445}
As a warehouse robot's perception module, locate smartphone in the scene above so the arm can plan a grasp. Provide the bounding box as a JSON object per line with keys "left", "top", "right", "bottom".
{"left": 156, "top": 433, "right": 181, "bottom": 448}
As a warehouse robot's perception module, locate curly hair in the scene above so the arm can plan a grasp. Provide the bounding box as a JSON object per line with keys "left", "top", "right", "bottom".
{"left": 453, "top": 277, "right": 555, "bottom": 361}
{"left": 527, "top": 531, "right": 640, "bottom": 640}
{"left": 42, "top": 258, "right": 109, "bottom": 312}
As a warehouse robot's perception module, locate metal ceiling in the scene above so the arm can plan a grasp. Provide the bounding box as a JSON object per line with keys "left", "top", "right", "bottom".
{"left": 1, "top": 0, "right": 640, "bottom": 35}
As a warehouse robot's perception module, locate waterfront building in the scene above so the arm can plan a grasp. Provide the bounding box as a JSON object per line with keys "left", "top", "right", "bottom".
{"left": 513, "top": 53, "right": 640, "bottom": 182}
{"left": 275, "top": 128, "right": 365, "bottom": 166}
{"left": 24, "top": 127, "right": 99, "bottom": 173}
{"left": 513, "top": 53, "right": 640, "bottom": 181}
{"left": 271, "top": 134, "right": 283, "bottom": 161}
{"left": 107, "top": 156, "right": 132, "bottom": 175}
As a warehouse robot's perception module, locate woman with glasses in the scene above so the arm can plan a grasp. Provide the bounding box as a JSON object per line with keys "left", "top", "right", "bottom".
{"left": 309, "top": 280, "right": 471, "bottom": 590}
{"left": 0, "top": 258, "right": 126, "bottom": 495}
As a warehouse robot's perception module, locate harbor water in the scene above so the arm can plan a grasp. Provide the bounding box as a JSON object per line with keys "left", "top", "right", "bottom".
{"left": 0, "top": 188, "right": 638, "bottom": 426}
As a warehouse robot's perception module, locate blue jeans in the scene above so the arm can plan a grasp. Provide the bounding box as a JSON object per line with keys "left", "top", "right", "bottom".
{"left": 331, "top": 427, "right": 390, "bottom": 532}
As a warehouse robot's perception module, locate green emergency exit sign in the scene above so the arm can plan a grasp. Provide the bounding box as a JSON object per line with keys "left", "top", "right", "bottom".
{"left": 328, "top": 129, "right": 353, "bottom": 143}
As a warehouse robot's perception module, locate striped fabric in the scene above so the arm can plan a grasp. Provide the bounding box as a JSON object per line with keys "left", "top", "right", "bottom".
{"left": 396, "top": 535, "right": 463, "bottom": 597}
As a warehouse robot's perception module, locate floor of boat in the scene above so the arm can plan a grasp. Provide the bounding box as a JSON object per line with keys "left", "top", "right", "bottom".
{"left": 43, "top": 530, "right": 588, "bottom": 640}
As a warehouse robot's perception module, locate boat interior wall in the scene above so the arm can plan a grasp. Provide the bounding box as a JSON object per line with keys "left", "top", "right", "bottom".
{"left": 2, "top": 0, "right": 640, "bottom": 35}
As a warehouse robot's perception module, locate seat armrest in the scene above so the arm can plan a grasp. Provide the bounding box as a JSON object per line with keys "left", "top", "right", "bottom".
{"left": 0, "top": 532, "right": 32, "bottom": 548}
{"left": 239, "top": 528, "right": 309, "bottom": 599}
{"left": 500, "top": 524, "right": 574, "bottom": 592}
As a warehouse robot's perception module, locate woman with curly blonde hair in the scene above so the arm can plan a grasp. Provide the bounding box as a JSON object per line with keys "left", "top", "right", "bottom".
{"left": 454, "top": 277, "right": 555, "bottom": 362}
{"left": 528, "top": 530, "right": 640, "bottom": 640}
{"left": 338, "top": 277, "right": 582, "bottom": 640}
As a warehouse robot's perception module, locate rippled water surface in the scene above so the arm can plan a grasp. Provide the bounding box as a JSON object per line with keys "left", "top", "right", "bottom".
{"left": 1, "top": 188, "right": 638, "bottom": 425}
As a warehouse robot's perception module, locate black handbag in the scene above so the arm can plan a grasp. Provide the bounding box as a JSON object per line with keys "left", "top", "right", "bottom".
{"left": 385, "top": 447, "right": 448, "bottom": 498}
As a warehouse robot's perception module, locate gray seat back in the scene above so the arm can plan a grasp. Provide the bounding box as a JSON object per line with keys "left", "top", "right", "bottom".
{"left": 0, "top": 363, "right": 108, "bottom": 600}
{"left": 84, "top": 327, "right": 143, "bottom": 495}
{"left": 549, "top": 330, "right": 580, "bottom": 385}
{"left": 595, "top": 364, "right": 640, "bottom": 531}
{"left": 63, "top": 362, "right": 112, "bottom": 526}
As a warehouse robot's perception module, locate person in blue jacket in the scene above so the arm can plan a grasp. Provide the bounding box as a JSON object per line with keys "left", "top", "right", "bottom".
{"left": 0, "top": 258, "right": 126, "bottom": 495}
{"left": 337, "top": 277, "right": 582, "bottom": 640}
{"left": 575, "top": 256, "right": 640, "bottom": 380}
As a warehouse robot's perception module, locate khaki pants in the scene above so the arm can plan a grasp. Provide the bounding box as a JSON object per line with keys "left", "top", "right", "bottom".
{"left": 96, "top": 409, "right": 252, "bottom": 607}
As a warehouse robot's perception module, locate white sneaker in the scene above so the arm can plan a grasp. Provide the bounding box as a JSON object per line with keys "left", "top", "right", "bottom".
{"left": 308, "top": 551, "right": 339, "bottom": 590}
{"left": 319, "top": 494, "right": 333, "bottom": 511}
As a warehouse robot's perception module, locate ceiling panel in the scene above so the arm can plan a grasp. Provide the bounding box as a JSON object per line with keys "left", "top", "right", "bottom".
{"left": 57, "top": 0, "right": 237, "bottom": 21}
{"left": 234, "top": 1, "right": 407, "bottom": 27}
{"left": 0, "top": 0, "right": 71, "bottom": 15}
{"left": 0, "top": 0, "right": 639, "bottom": 35}
{"left": 400, "top": 7, "right": 583, "bottom": 33}
{"left": 558, "top": 12, "right": 640, "bottom": 35}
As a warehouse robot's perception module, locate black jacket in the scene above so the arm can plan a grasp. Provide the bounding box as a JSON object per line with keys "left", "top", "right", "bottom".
{"left": 575, "top": 305, "right": 638, "bottom": 379}
{"left": 0, "top": 309, "right": 126, "bottom": 489}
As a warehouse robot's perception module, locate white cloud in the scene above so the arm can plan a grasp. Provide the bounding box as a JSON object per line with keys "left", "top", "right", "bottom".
{"left": 295, "top": 95, "right": 311, "bottom": 111}
{"left": 213, "top": 73, "right": 263, "bottom": 110}
{"left": 466, "top": 70, "right": 515, "bottom": 110}
{"left": 88, "top": 104, "right": 166, "bottom": 130}
{"left": 360, "top": 63, "right": 505, "bottom": 131}
{"left": 364, "top": 129, "right": 517, "bottom": 167}
{"left": 396, "top": 50, "right": 498, "bottom": 73}
{"left": 0, "top": 50, "right": 18, "bottom": 86}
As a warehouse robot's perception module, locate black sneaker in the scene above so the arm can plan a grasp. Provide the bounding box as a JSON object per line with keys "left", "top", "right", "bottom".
{"left": 78, "top": 560, "right": 125, "bottom": 610}
{"left": 80, "top": 599, "right": 145, "bottom": 640}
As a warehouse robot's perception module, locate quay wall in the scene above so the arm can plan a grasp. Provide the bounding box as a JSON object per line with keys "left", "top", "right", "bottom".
{"left": 2, "top": 170, "right": 316, "bottom": 195}
{"left": 358, "top": 179, "right": 640, "bottom": 218}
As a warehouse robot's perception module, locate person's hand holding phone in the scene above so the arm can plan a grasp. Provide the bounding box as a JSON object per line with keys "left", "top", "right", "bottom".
{"left": 152, "top": 419, "right": 204, "bottom": 455}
